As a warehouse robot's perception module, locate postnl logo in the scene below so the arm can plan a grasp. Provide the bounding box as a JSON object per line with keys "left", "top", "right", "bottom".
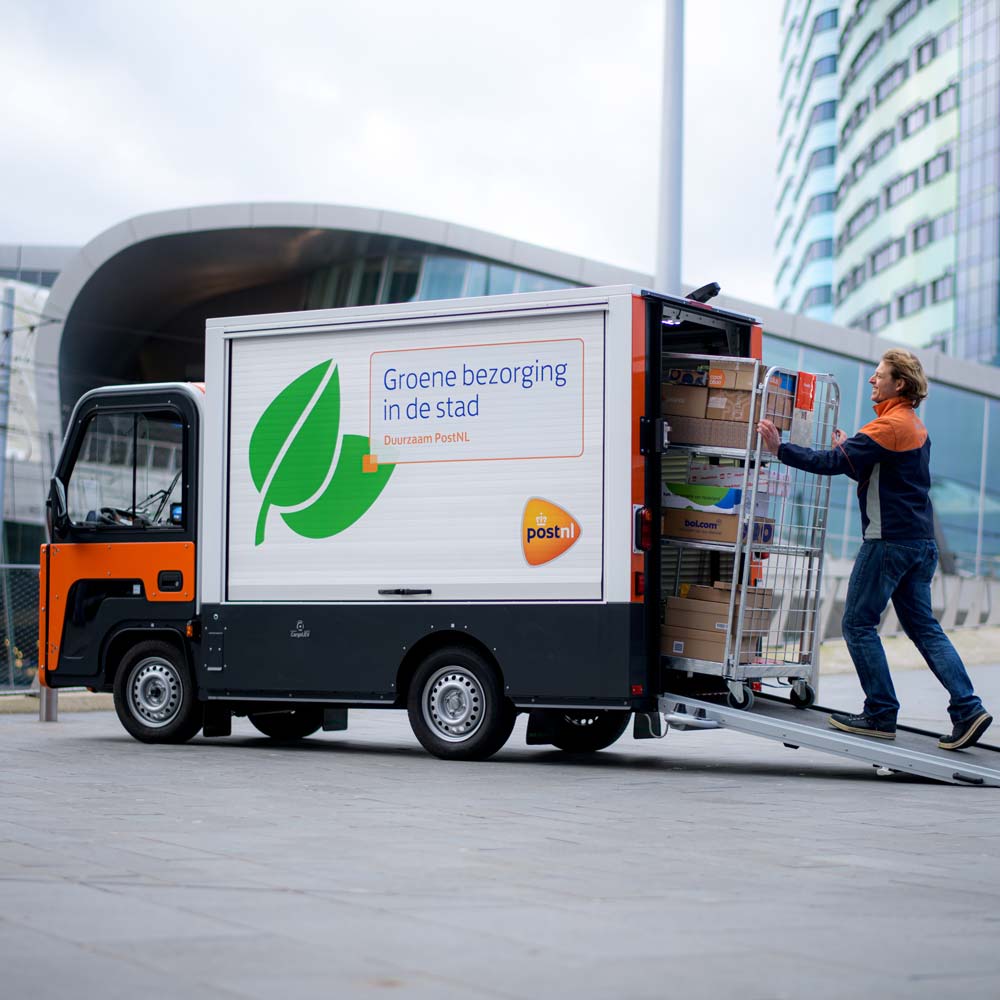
{"left": 522, "top": 498, "right": 581, "bottom": 566}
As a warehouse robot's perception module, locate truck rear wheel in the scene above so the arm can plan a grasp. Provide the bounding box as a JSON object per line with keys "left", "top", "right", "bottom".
{"left": 248, "top": 707, "right": 323, "bottom": 740}
{"left": 113, "top": 640, "right": 203, "bottom": 744}
{"left": 407, "top": 647, "right": 515, "bottom": 761}
{"left": 549, "top": 710, "right": 631, "bottom": 752}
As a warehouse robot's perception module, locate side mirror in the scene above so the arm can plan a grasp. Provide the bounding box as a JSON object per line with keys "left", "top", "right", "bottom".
{"left": 47, "top": 477, "right": 69, "bottom": 539}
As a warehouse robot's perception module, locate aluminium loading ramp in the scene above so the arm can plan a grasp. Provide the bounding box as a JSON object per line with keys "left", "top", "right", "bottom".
{"left": 658, "top": 691, "right": 1000, "bottom": 786}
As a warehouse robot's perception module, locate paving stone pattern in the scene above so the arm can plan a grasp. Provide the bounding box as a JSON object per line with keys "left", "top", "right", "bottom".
{"left": 1, "top": 667, "right": 999, "bottom": 999}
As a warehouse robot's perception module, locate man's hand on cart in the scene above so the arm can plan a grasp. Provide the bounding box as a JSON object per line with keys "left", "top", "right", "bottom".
{"left": 832, "top": 428, "right": 847, "bottom": 448}
{"left": 756, "top": 418, "right": 781, "bottom": 455}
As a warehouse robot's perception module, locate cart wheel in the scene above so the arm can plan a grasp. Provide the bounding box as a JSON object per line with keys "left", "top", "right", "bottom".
{"left": 726, "top": 685, "right": 755, "bottom": 711}
{"left": 789, "top": 683, "right": 816, "bottom": 709}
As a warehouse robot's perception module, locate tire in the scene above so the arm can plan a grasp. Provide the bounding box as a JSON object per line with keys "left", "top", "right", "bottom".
{"left": 789, "top": 682, "right": 816, "bottom": 709}
{"left": 407, "top": 646, "right": 515, "bottom": 761}
{"left": 113, "top": 640, "right": 202, "bottom": 744}
{"left": 248, "top": 707, "right": 323, "bottom": 740}
{"left": 548, "top": 710, "right": 631, "bottom": 752}
{"left": 726, "top": 685, "right": 755, "bottom": 711}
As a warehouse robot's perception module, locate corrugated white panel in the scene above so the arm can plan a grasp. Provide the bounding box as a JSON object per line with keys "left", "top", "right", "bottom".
{"left": 224, "top": 309, "right": 606, "bottom": 602}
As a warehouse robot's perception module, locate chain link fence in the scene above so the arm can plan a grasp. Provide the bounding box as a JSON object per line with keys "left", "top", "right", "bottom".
{"left": 0, "top": 563, "right": 40, "bottom": 690}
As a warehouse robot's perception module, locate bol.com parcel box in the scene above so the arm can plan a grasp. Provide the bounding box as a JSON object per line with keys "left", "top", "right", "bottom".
{"left": 662, "top": 508, "right": 775, "bottom": 544}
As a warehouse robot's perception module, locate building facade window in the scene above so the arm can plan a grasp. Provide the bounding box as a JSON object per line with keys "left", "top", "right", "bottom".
{"left": 889, "top": 0, "right": 921, "bottom": 36}
{"left": 931, "top": 272, "right": 955, "bottom": 303}
{"left": 813, "top": 9, "right": 838, "bottom": 36}
{"left": 795, "top": 192, "right": 837, "bottom": 243}
{"left": 901, "top": 102, "right": 929, "bottom": 138}
{"left": 845, "top": 198, "right": 879, "bottom": 243}
{"left": 811, "top": 54, "right": 838, "bottom": 84}
{"left": 916, "top": 36, "right": 936, "bottom": 69}
{"left": 935, "top": 82, "right": 959, "bottom": 115}
{"left": 843, "top": 29, "right": 884, "bottom": 98}
{"left": 871, "top": 129, "right": 895, "bottom": 163}
{"left": 800, "top": 285, "right": 834, "bottom": 310}
{"left": 924, "top": 148, "right": 950, "bottom": 183}
{"left": 868, "top": 303, "right": 892, "bottom": 332}
{"left": 912, "top": 218, "right": 934, "bottom": 251}
{"left": 897, "top": 285, "right": 926, "bottom": 318}
{"left": 885, "top": 169, "right": 919, "bottom": 207}
{"left": 875, "top": 61, "right": 908, "bottom": 104}
{"left": 840, "top": 97, "right": 870, "bottom": 148}
{"left": 871, "top": 237, "right": 906, "bottom": 275}
{"left": 794, "top": 238, "right": 834, "bottom": 285}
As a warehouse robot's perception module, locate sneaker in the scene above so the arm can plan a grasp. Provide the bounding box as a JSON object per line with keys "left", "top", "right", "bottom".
{"left": 938, "top": 712, "right": 993, "bottom": 751}
{"left": 828, "top": 712, "right": 896, "bottom": 740}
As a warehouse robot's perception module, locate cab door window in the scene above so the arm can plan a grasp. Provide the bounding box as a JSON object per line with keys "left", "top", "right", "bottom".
{"left": 66, "top": 411, "right": 185, "bottom": 529}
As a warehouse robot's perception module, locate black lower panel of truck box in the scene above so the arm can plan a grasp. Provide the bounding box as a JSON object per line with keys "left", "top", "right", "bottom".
{"left": 198, "top": 602, "right": 644, "bottom": 705}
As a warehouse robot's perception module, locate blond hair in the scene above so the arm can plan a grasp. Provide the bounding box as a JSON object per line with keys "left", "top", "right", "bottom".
{"left": 881, "top": 348, "right": 928, "bottom": 408}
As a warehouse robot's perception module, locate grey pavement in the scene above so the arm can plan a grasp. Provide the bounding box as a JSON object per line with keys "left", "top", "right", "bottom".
{"left": 2, "top": 665, "right": 999, "bottom": 1000}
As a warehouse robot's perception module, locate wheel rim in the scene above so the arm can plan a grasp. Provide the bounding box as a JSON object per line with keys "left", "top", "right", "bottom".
{"left": 127, "top": 657, "right": 183, "bottom": 728}
{"left": 564, "top": 713, "right": 601, "bottom": 728}
{"left": 422, "top": 665, "right": 485, "bottom": 742}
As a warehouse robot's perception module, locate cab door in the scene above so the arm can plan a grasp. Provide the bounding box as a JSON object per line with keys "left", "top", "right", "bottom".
{"left": 40, "top": 387, "right": 199, "bottom": 688}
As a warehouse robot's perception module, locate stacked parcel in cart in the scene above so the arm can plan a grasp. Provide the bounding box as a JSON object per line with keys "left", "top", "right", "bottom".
{"left": 657, "top": 354, "right": 839, "bottom": 706}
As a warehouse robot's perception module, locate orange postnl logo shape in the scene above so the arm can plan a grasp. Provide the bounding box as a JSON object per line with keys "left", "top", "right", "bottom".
{"left": 522, "top": 498, "right": 581, "bottom": 566}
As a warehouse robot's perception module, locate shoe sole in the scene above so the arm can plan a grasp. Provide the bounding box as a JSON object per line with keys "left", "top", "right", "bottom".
{"left": 828, "top": 716, "right": 896, "bottom": 740}
{"left": 939, "top": 713, "right": 993, "bottom": 751}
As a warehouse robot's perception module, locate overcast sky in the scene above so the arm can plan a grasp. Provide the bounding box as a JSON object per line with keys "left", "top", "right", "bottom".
{"left": 2, "top": 0, "right": 781, "bottom": 305}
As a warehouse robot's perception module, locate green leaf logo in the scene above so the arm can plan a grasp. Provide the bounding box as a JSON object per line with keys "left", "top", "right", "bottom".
{"left": 249, "top": 360, "right": 394, "bottom": 545}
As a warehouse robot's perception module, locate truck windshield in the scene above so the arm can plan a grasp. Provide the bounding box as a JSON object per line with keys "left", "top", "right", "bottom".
{"left": 66, "top": 410, "right": 185, "bottom": 528}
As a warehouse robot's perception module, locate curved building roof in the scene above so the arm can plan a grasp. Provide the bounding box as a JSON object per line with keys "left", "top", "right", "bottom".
{"left": 36, "top": 201, "right": 649, "bottom": 432}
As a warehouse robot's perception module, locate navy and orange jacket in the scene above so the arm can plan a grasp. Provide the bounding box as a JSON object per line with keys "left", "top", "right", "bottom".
{"left": 777, "top": 396, "right": 934, "bottom": 541}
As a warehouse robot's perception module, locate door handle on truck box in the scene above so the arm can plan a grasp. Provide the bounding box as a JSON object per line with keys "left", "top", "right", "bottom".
{"left": 378, "top": 588, "right": 432, "bottom": 596}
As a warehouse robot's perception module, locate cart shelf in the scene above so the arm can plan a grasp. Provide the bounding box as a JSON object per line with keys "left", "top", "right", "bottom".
{"left": 661, "top": 537, "right": 823, "bottom": 557}
{"left": 664, "top": 443, "right": 772, "bottom": 462}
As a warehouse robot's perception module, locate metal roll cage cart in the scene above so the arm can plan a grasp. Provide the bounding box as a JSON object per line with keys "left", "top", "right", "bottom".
{"left": 660, "top": 354, "right": 840, "bottom": 712}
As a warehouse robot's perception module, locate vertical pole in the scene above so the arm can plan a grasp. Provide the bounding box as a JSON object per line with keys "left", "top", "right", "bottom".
{"left": 655, "top": 0, "right": 685, "bottom": 296}
{"left": 0, "top": 287, "right": 15, "bottom": 690}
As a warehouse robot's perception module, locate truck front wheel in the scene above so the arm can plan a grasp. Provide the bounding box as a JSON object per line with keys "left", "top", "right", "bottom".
{"left": 407, "top": 647, "right": 515, "bottom": 761}
{"left": 113, "top": 640, "right": 203, "bottom": 744}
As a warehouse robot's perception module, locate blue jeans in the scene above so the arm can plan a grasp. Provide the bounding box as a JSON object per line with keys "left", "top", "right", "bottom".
{"left": 841, "top": 539, "right": 984, "bottom": 727}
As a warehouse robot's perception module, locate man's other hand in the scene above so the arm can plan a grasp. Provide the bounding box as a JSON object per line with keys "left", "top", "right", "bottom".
{"left": 757, "top": 418, "right": 781, "bottom": 455}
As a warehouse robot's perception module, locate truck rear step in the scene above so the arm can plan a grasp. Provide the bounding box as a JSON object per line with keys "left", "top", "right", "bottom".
{"left": 658, "top": 691, "right": 1000, "bottom": 786}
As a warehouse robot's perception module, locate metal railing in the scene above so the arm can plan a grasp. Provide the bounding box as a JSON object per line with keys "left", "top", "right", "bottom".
{"left": 0, "top": 563, "right": 39, "bottom": 691}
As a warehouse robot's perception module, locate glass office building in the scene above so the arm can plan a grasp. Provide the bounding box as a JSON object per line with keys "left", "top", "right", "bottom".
{"left": 775, "top": 0, "right": 841, "bottom": 320}
{"left": 777, "top": 0, "right": 1000, "bottom": 366}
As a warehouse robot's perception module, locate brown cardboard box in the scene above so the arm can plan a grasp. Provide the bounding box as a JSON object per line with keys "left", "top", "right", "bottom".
{"left": 685, "top": 582, "right": 776, "bottom": 613}
{"left": 707, "top": 360, "right": 757, "bottom": 392}
{"left": 665, "top": 595, "right": 771, "bottom": 633}
{"left": 660, "top": 624, "right": 759, "bottom": 662}
{"left": 662, "top": 508, "right": 775, "bottom": 545}
{"left": 705, "top": 388, "right": 762, "bottom": 423}
{"left": 666, "top": 414, "right": 755, "bottom": 450}
{"left": 661, "top": 384, "right": 708, "bottom": 418}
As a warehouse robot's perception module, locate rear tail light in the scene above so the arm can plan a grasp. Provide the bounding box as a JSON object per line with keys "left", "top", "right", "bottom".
{"left": 635, "top": 506, "right": 653, "bottom": 552}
